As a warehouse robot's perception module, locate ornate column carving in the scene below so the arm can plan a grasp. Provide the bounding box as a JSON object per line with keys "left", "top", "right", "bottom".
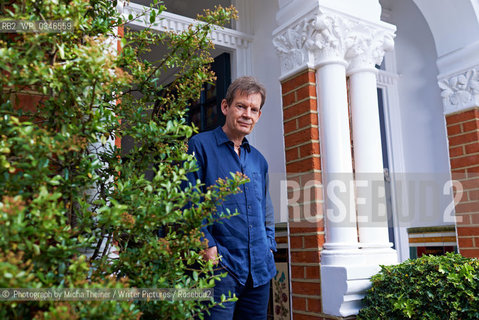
{"left": 273, "top": 13, "right": 317, "bottom": 79}
{"left": 273, "top": 7, "right": 395, "bottom": 77}
{"left": 345, "top": 25, "right": 395, "bottom": 73}
{"left": 308, "top": 9, "right": 359, "bottom": 67}
{"left": 438, "top": 67, "right": 479, "bottom": 115}
{"left": 273, "top": 8, "right": 356, "bottom": 78}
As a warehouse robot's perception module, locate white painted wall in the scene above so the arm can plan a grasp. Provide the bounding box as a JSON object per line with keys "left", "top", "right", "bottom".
{"left": 413, "top": 0, "right": 479, "bottom": 58}
{"left": 235, "top": 0, "right": 288, "bottom": 223}
{"left": 380, "top": 0, "right": 454, "bottom": 259}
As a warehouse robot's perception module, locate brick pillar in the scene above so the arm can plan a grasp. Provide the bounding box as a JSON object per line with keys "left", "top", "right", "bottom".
{"left": 446, "top": 107, "right": 479, "bottom": 258}
{"left": 281, "top": 69, "right": 326, "bottom": 320}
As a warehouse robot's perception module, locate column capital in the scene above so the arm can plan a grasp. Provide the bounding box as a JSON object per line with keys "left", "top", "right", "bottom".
{"left": 273, "top": 5, "right": 396, "bottom": 79}
{"left": 439, "top": 66, "right": 479, "bottom": 115}
{"left": 272, "top": 10, "right": 317, "bottom": 80}
{"left": 345, "top": 24, "right": 395, "bottom": 74}
{"left": 308, "top": 9, "right": 355, "bottom": 68}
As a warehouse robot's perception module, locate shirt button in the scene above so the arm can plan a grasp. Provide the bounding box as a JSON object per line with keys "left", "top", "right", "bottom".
{"left": 248, "top": 205, "right": 251, "bottom": 209}
{"left": 249, "top": 225, "right": 252, "bottom": 229}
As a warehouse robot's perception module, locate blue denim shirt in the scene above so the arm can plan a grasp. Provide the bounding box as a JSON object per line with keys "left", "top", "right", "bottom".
{"left": 187, "top": 126, "right": 276, "bottom": 287}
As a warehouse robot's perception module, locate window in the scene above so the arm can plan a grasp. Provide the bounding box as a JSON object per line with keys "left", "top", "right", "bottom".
{"left": 188, "top": 52, "right": 231, "bottom": 132}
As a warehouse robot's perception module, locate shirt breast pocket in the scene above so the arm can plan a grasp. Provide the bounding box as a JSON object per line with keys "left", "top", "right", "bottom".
{"left": 251, "top": 172, "right": 264, "bottom": 201}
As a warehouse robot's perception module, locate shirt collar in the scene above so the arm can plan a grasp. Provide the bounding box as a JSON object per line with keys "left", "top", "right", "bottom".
{"left": 214, "top": 126, "right": 251, "bottom": 153}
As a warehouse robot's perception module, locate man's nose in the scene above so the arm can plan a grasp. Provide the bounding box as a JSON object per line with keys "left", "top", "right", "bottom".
{"left": 242, "top": 107, "right": 252, "bottom": 118}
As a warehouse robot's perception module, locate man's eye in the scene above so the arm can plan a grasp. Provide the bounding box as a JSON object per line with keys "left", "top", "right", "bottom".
{"left": 251, "top": 109, "right": 259, "bottom": 114}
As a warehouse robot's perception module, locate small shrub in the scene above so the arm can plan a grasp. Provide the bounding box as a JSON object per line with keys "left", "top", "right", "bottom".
{"left": 358, "top": 253, "right": 479, "bottom": 320}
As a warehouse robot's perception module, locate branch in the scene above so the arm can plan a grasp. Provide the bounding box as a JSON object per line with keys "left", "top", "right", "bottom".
{"left": 89, "top": 227, "right": 106, "bottom": 261}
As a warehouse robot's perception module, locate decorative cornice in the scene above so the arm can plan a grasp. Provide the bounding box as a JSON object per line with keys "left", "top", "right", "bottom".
{"left": 119, "top": 2, "right": 253, "bottom": 49}
{"left": 438, "top": 67, "right": 479, "bottom": 115}
{"left": 273, "top": 6, "right": 396, "bottom": 77}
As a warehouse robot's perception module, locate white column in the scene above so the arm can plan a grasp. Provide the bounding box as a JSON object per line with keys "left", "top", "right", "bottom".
{"left": 346, "top": 26, "right": 397, "bottom": 259}
{"left": 312, "top": 8, "right": 398, "bottom": 317}
{"left": 350, "top": 69, "right": 390, "bottom": 246}
{"left": 273, "top": 3, "right": 399, "bottom": 317}
{"left": 310, "top": 10, "right": 367, "bottom": 318}
{"left": 316, "top": 61, "right": 359, "bottom": 257}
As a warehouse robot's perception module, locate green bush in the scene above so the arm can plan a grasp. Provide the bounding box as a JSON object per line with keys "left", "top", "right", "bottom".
{"left": 1, "top": 0, "right": 241, "bottom": 319}
{"left": 358, "top": 253, "right": 479, "bottom": 320}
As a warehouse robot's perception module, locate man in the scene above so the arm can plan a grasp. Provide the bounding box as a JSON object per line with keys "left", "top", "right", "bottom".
{"left": 187, "top": 76, "right": 276, "bottom": 319}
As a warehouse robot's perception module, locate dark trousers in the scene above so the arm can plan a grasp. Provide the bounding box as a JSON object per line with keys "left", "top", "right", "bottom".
{"left": 204, "top": 272, "right": 270, "bottom": 320}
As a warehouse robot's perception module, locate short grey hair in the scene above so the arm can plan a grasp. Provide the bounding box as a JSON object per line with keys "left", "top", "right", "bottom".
{"left": 224, "top": 76, "right": 266, "bottom": 109}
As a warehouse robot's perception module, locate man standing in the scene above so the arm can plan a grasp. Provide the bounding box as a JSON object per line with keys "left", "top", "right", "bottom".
{"left": 187, "top": 76, "right": 276, "bottom": 319}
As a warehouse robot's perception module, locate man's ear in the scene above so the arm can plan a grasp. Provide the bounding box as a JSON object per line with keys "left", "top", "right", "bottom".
{"left": 220, "top": 99, "right": 228, "bottom": 116}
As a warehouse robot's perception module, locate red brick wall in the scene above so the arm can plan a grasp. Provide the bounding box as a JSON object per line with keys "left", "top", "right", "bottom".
{"left": 446, "top": 107, "right": 479, "bottom": 258}
{"left": 281, "top": 69, "right": 326, "bottom": 319}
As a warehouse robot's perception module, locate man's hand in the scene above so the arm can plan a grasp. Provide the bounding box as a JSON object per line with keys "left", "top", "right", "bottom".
{"left": 203, "top": 246, "right": 219, "bottom": 265}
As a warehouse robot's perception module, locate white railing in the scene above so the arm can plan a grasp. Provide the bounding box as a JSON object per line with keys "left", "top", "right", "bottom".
{"left": 119, "top": 1, "right": 253, "bottom": 50}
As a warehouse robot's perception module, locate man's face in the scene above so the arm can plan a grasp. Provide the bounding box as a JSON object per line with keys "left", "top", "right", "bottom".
{"left": 221, "top": 91, "right": 262, "bottom": 138}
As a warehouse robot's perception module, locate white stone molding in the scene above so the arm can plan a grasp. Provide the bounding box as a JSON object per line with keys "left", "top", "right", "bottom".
{"left": 273, "top": 5, "right": 396, "bottom": 79}
{"left": 308, "top": 10, "right": 355, "bottom": 67}
{"left": 345, "top": 25, "right": 395, "bottom": 74}
{"left": 272, "top": 12, "right": 317, "bottom": 79}
{"left": 438, "top": 66, "right": 479, "bottom": 115}
{"left": 119, "top": 1, "right": 253, "bottom": 50}
{"left": 377, "top": 69, "right": 399, "bottom": 86}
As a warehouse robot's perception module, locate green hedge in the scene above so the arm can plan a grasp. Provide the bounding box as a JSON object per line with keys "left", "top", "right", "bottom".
{"left": 358, "top": 253, "right": 479, "bottom": 320}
